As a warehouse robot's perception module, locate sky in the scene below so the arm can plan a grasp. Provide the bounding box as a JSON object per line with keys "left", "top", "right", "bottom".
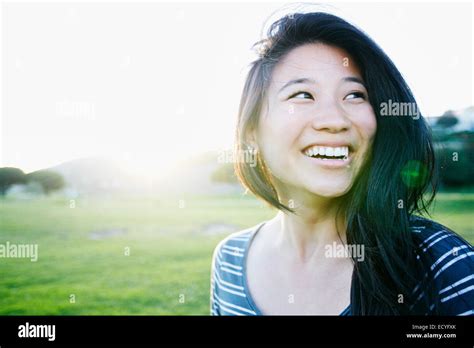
{"left": 1, "top": 0, "right": 473, "bottom": 174}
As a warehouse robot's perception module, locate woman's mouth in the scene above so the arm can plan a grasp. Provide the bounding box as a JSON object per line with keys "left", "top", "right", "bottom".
{"left": 301, "top": 145, "right": 353, "bottom": 168}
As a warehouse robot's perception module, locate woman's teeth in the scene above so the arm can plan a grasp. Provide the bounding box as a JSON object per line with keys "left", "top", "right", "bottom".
{"left": 303, "top": 145, "right": 349, "bottom": 160}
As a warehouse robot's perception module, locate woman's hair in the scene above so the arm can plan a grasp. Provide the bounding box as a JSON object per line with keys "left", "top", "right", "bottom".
{"left": 234, "top": 12, "right": 438, "bottom": 315}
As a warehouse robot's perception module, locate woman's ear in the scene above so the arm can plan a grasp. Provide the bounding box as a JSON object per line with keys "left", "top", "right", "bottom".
{"left": 245, "top": 128, "right": 259, "bottom": 151}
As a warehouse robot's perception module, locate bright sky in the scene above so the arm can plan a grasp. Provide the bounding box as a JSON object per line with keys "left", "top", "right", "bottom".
{"left": 1, "top": 0, "right": 472, "bottom": 174}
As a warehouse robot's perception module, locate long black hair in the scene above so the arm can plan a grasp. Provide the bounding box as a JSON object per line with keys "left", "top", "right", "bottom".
{"left": 235, "top": 12, "right": 438, "bottom": 314}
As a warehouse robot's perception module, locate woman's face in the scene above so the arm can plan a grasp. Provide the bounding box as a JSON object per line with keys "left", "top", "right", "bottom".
{"left": 256, "top": 43, "right": 377, "bottom": 199}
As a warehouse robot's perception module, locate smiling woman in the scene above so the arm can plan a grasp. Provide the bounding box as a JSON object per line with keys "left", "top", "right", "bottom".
{"left": 210, "top": 12, "right": 474, "bottom": 316}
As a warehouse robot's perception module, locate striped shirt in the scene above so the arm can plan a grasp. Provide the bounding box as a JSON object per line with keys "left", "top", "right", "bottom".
{"left": 210, "top": 215, "right": 474, "bottom": 316}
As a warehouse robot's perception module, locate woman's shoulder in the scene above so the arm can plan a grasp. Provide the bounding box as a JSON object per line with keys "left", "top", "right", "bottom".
{"left": 409, "top": 215, "right": 473, "bottom": 257}
{"left": 211, "top": 222, "right": 263, "bottom": 268}
{"left": 210, "top": 222, "right": 264, "bottom": 316}
{"left": 409, "top": 215, "right": 474, "bottom": 315}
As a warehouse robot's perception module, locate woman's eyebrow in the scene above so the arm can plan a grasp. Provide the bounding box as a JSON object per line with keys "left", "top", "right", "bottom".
{"left": 278, "top": 77, "right": 316, "bottom": 94}
{"left": 277, "top": 76, "right": 366, "bottom": 94}
{"left": 343, "top": 76, "right": 366, "bottom": 87}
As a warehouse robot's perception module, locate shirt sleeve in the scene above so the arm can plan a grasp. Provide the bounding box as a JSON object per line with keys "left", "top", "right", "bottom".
{"left": 210, "top": 243, "right": 221, "bottom": 316}
{"left": 411, "top": 216, "right": 474, "bottom": 315}
{"left": 435, "top": 243, "right": 474, "bottom": 316}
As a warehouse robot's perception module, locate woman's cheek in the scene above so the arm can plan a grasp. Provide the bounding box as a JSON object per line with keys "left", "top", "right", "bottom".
{"left": 265, "top": 107, "right": 303, "bottom": 137}
{"left": 365, "top": 113, "right": 377, "bottom": 139}
{"left": 351, "top": 107, "right": 377, "bottom": 139}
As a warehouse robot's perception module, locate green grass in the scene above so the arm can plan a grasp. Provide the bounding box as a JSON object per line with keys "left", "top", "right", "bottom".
{"left": 427, "top": 190, "right": 474, "bottom": 241}
{"left": 0, "top": 194, "right": 274, "bottom": 315}
{"left": 0, "top": 190, "right": 472, "bottom": 315}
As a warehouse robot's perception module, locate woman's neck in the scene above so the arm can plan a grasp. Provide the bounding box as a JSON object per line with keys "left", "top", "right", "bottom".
{"left": 273, "top": 193, "right": 347, "bottom": 264}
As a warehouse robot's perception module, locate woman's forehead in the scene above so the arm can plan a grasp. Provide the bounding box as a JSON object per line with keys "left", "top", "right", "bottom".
{"left": 270, "top": 43, "right": 363, "bottom": 86}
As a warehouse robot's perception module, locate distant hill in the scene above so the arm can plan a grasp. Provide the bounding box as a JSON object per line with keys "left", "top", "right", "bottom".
{"left": 44, "top": 153, "right": 243, "bottom": 196}
{"left": 47, "top": 156, "right": 138, "bottom": 195}
{"left": 427, "top": 106, "right": 474, "bottom": 134}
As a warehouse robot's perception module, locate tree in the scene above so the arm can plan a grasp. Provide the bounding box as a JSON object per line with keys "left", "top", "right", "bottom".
{"left": 26, "top": 170, "right": 65, "bottom": 195}
{"left": 436, "top": 110, "right": 459, "bottom": 128}
{"left": 211, "top": 163, "right": 238, "bottom": 184}
{"left": 0, "top": 167, "right": 27, "bottom": 196}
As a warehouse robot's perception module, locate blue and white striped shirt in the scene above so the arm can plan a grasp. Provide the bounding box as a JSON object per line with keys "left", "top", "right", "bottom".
{"left": 210, "top": 215, "right": 474, "bottom": 315}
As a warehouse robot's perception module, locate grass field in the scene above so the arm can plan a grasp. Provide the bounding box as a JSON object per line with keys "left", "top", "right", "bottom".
{"left": 0, "top": 190, "right": 472, "bottom": 315}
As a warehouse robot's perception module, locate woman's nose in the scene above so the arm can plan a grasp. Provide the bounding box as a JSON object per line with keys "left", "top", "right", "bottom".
{"left": 310, "top": 98, "right": 351, "bottom": 133}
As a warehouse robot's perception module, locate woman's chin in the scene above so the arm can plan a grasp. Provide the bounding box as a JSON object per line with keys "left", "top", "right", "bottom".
{"left": 304, "top": 181, "right": 353, "bottom": 198}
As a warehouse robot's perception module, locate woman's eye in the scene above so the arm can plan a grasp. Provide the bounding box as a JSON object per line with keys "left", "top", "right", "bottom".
{"left": 288, "top": 91, "right": 314, "bottom": 100}
{"left": 345, "top": 91, "right": 366, "bottom": 101}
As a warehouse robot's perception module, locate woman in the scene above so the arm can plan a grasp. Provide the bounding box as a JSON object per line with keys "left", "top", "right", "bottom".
{"left": 210, "top": 12, "right": 474, "bottom": 315}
